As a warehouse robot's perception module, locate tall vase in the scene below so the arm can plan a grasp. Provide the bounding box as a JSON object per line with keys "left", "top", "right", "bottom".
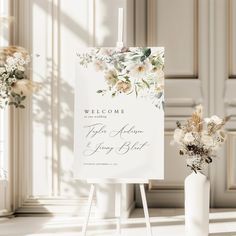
{"left": 185, "top": 171, "right": 210, "bottom": 236}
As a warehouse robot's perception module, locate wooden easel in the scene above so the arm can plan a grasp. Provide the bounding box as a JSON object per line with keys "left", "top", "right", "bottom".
{"left": 81, "top": 8, "right": 153, "bottom": 236}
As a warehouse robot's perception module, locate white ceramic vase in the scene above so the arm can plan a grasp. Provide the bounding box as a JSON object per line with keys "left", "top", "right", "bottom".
{"left": 185, "top": 171, "right": 210, "bottom": 236}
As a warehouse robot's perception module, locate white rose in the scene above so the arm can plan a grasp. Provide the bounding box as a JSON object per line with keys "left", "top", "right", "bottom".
{"left": 13, "top": 52, "right": 23, "bottom": 59}
{"left": 201, "top": 134, "right": 214, "bottom": 147}
{"left": 173, "top": 128, "right": 184, "bottom": 144}
{"left": 17, "top": 65, "right": 25, "bottom": 72}
{"left": 183, "top": 132, "right": 195, "bottom": 143}
{"left": 211, "top": 115, "right": 223, "bottom": 125}
{"left": 205, "top": 115, "right": 222, "bottom": 125}
{"left": 0, "top": 67, "right": 6, "bottom": 75}
{"left": 6, "top": 57, "right": 15, "bottom": 66}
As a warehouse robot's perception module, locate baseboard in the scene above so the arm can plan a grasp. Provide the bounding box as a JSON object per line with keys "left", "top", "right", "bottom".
{"left": 0, "top": 210, "right": 14, "bottom": 217}
{"left": 14, "top": 197, "right": 136, "bottom": 218}
{"left": 15, "top": 197, "right": 96, "bottom": 216}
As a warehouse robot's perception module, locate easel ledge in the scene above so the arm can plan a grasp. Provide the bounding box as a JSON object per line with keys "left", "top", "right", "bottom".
{"left": 87, "top": 179, "right": 149, "bottom": 184}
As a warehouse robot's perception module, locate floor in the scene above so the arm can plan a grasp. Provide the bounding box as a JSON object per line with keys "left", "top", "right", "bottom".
{"left": 1, "top": 209, "right": 236, "bottom": 236}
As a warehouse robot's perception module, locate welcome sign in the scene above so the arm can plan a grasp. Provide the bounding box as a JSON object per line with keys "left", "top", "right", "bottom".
{"left": 74, "top": 47, "right": 164, "bottom": 180}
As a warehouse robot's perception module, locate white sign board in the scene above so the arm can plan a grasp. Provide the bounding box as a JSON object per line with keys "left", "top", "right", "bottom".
{"left": 74, "top": 47, "right": 164, "bottom": 180}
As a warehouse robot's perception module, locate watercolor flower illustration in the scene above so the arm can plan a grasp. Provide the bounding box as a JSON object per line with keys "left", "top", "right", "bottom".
{"left": 78, "top": 47, "right": 164, "bottom": 109}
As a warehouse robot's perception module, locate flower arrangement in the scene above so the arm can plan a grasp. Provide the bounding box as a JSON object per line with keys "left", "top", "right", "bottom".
{"left": 172, "top": 105, "right": 229, "bottom": 173}
{"left": 78, "top": 47, "right": 164, "bottom": 109}
{"left": 0, "top": 46, "right": 39, "bottom": 108}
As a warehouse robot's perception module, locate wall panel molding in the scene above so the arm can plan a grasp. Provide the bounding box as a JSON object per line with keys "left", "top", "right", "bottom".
{"left": 51, "top": 0, "right": 60, "bottom": 197}
{"left": 141, "top": 0, "right": 210, "bottom": 207}
{"left": 149, "top": 132, "right": 190, "bottom": 192}
{"left": 227, "top": 132, "right": 236, "bottom": 191}
{"left": 228, "top": 0, "right": 236, "bottom": 78}
{"left": 147, "top": 0, "right": 199, "bottom": 79}
{"left": 147, "top": 0, "right": 157, "bottom": 46}
{"left": 134, "top": 0, "right": 147, "bottom": 46}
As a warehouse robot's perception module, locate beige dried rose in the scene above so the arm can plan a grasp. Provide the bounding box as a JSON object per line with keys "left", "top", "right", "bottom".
{"left": 0, "top": 46, "right": 29, "bottom": 58}
{"left": 12, "top": 79, "right": 40, "bottom": 95}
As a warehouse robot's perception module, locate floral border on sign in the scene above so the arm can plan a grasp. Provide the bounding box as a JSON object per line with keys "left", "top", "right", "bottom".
{"left": 78, "top": 47, "right": 165, "bottom": 109}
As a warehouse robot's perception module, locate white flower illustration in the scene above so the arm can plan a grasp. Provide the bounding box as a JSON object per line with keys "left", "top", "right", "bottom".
{"left": 128, "top": 61, "right": 151, "bottom": 79}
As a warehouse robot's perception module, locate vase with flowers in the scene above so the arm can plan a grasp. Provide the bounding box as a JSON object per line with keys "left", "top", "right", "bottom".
{"left": 172, "top": 105, "right": 228, "bottom": 236}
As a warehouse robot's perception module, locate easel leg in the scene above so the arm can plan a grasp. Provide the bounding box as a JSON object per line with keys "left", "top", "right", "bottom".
{"left": 82, "top": 184, "right": 95, "bottom": 236}
{"left": 115, "top": 184, "right": 122, "bottom": 235}
{"left": 140, "top": 184, "right": 153, "bottom": 236}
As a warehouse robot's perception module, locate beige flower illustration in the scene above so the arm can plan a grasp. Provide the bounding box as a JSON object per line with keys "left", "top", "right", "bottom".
{"left": 116, "top": 81, "right": 131, "bottom": 93}
{"left": 155, "top": 84, "right": 164, "bottom": 93}
{"left": 104, "top": 69, "right": 118, "bottom": 86}
{"left": 93, "top": 59, "right": 106, "bottom": 71}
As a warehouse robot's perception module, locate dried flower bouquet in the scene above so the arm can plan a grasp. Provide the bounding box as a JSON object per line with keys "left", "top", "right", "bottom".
{"left": 172, "top": 105, "right": 229, "bottom": 173}
{"left": 0, "top": 46, "right": 39, "bottom": 108}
